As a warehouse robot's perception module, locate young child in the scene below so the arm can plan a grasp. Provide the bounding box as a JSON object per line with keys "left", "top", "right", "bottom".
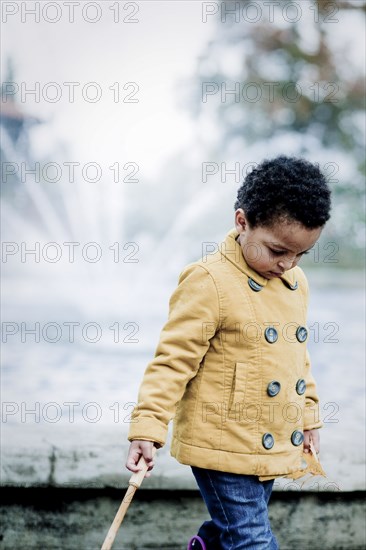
{"left": 126, "top": 155, "right": 331, "bottom": 549}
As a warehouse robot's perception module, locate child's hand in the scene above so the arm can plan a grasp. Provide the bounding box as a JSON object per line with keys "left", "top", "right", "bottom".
{"left": 125, "top": 440, "right": 158, "bottom": 477}
{"left": 303, "top": 428, "right": 320, "bottom": 455}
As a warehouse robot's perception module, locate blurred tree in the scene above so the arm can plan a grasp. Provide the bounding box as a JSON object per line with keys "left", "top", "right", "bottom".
{"left": 182, "top": 0, "right": 365, "bottom": 267}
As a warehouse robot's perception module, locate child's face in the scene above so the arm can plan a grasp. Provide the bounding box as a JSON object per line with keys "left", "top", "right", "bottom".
{"left": 234, "top": 209, "right": 322, "bottom": 280}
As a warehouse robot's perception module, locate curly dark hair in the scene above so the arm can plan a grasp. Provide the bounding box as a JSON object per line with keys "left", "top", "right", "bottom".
{"left": 234, "top": 155, "right": 332, "bottom": 228}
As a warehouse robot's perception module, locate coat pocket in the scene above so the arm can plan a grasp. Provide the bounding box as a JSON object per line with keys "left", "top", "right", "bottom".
{"left": 228, "top": 362, "right": 246, "bottom": 412}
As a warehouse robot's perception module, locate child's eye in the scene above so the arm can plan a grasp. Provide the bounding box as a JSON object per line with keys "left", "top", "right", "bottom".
{"left": 269, "top": 249, "right": 285, "bottom": 256}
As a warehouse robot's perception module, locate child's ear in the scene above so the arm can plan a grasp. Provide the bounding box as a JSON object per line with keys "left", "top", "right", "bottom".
{"left": 235, "top": 209, "right": 248, "bottom": 232}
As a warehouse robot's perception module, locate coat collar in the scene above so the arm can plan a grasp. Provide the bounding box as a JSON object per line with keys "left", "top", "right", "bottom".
{"left": 219, "top": 227, "right": 298, "bottom": 290}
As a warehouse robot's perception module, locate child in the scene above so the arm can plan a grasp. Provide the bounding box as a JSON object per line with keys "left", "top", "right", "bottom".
{"left": 126, "top": 155, "right": 331, "bottom": 549}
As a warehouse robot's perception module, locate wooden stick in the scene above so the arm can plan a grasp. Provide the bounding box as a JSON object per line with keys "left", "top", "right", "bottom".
{"left": 101, "top": 448, "right": 156, "bottom": 550}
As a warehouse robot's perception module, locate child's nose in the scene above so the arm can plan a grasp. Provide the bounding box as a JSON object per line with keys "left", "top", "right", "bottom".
{"left": 278, "top": 257, "right": 295, "bottom": 270}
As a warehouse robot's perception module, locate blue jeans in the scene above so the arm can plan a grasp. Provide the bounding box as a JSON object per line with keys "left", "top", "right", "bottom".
{"left": 191, "top": 466, "right": 279, "bottom": 549}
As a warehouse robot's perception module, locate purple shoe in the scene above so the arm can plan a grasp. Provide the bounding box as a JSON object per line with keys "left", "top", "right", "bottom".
{"left": 187, "top": 535, "right": 207, "bottom": 550}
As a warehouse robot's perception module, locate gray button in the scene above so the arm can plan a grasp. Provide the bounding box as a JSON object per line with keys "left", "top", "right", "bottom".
{"left": 296, "top": 326, "right": 308, "bottom": 343}
{"left": 262, "top": 433, "right": 275, "bottom": 449}
{"left": 296, "top": 378, "right": 306, "bottom": 395}
{"left": 264, "top": 326, "right": 278, "bottom": 343}
{"left": 284, "top": 280, "right": 298, "bottom": 290}
{"left": 248, "top": 278, "right": 263, "bottom": 292}
{"left": 267, "top": 381, "right": 281, "bottom": 397}
{"left": 291, "top": 430, "right": 304, "bottom": 446}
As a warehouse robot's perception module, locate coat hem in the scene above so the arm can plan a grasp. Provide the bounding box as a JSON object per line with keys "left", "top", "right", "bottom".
{"left": 170, "top": 437, "right": 303, "bottom": 477}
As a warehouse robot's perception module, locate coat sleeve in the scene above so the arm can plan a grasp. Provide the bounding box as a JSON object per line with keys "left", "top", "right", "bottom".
{"left": 303, "top": 348, "right": 323, "bottom": 430}
{"left": 127, "top": 263, "right": 221, "bottom": 446}
{"left": 299, "top": 268, "right": 323, "bottom": 431}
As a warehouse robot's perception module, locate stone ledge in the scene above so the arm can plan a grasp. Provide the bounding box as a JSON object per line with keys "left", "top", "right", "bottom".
{"left": 1, "top": 422, "right": 363, "bottom": 492}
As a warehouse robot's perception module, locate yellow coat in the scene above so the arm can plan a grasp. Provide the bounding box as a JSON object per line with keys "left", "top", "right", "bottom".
{"left": 128, "top": 227, "right": 323, "bottom": 478}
